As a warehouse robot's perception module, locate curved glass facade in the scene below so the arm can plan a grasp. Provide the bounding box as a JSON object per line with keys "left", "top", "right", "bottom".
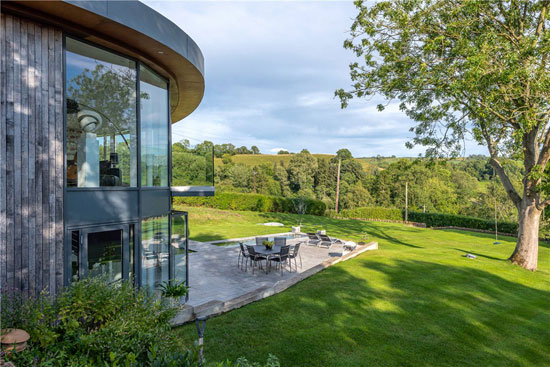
{"left": 64, "top": 37, "right": 187, "bottom": 292}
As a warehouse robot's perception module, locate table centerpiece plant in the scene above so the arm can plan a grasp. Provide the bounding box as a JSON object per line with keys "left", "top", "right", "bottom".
{"left": 262, "top": 240, "right": 274, "bottom": 250}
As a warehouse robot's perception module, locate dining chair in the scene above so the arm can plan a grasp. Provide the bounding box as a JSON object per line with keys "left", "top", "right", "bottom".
{"left": 288, "top": 242, "right": 302, "bottom": 271}
{"left": 246, "top": 245, "right": 267, "bottom": 274}
{"left": 269, "top": 245, "right": 290, "bottom": 275}
{"left": 274, "top": 237, "right": 286, "bottom": 246}
{"left": 255, "top": 237, "right": 268, "bottom": 246}
{"left": 238, "top": 243, "right": 250, "bottom": 271}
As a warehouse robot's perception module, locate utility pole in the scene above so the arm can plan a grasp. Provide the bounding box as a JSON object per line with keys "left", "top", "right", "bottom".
{"left": 492, "top": 166, "right": 500, "bottom": 244}
{"left": 405, "top": 181, "right": 409, "bottom": 222}
{"left": 495, "top": 196, "right": 498, "bottom": 242}
{"left": 335, "top": 158, "right": 341, "bottom": 213}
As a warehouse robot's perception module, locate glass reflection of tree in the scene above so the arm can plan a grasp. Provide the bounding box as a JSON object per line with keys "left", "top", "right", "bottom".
{"left": 68, "top": 63, "right": 137, "bottom": 132}
{"left": 67, "top": 63, "right": 147, "bottom": 186}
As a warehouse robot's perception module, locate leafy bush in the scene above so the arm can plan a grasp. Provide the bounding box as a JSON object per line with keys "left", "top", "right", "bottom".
{"left": 337, "top": 207, "right": 403, "bottom": 221}
{"left": 158, "top": 280, "right": 189, "bottom": 298}
{"left": 1, "top": 277, "right": 195, "bottom": 366}
{"left": 407, "top": 211, "right": 518, "bottom": 234}
{"left": 174, "top": 192, "right": 326, "bottom": 216}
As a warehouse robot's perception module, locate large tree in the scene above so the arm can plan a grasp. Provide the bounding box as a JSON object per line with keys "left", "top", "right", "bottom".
{"left": 337, "top": 0, "right": 550, "bottom": 270}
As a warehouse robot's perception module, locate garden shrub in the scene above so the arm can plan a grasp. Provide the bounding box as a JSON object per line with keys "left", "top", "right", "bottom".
{"left": 174, "top": 192, "right": 326, "bottom": 216}
{"left": 1, "top": 278, "right": 279, "bottom": 366}
{"left": 0, "top": 277, "right": 191, "bottom": 366}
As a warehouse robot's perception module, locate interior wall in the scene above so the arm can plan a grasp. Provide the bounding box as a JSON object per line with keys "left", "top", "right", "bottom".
{"left": 0, "top": 13, "right": 64, "bottom": 297}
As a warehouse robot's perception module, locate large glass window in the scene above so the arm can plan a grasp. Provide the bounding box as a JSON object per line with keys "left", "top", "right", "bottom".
{"left": 65, "top": 38, "right": 137, "bottom": 187}
{"left": 140, "top": 65, "right": 169, "bottom": 187}
{"left": 141, "top": 215, "right": 169, "bottom": 289}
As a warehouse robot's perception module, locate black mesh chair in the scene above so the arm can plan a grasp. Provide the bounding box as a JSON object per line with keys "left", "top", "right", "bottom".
{"left": 246, "top": 245, "right": 267, "bottom": 274}
{"left": 238, "top": 243, "right": 250, "bottom": 271}
{"left": 269, "top": 245, "right": 290, "bottom": 275}
{"left": 288, "top": 242, "right": 303, "bottom": 271}
{"left": 274, "top": 237, "right": 286, "bottom": 247}
{"left": 255, "top": 237, "right": 268, "bottom": 246}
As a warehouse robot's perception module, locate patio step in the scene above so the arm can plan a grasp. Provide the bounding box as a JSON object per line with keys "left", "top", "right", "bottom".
{"left": 170, "top": 241, "right": 378, "bottom": 326}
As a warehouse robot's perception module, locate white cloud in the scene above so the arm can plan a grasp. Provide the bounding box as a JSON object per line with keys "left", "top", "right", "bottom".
{"left": 143, "top": 1, "right": 486, "bottom": 157}
{"left": 296, "top": 92, "right": 335, "bottom": 107}
{"left": 269, "top": 147, "right": 288, "bottom": 153}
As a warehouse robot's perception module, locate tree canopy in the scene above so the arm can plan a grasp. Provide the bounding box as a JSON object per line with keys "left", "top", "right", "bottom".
{"left": 337, "top": 0, "right": 550, "bottom": 270}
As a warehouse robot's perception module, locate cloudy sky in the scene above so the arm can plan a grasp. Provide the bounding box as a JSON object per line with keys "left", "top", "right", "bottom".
{"left": 144, "top": 0, "right": 487, "bottom": 157}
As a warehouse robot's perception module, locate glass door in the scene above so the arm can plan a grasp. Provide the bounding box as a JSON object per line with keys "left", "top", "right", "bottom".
{"left": 72, "top": 224, "right": 131, "bottom": 283}
{"left": 170, "top": 211, "right": 188, "bottom": 288}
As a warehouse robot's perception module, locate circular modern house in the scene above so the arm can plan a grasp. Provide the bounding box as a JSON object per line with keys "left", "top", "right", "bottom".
{"left": 0, "top": 0, "right": 210, "bottom": 298}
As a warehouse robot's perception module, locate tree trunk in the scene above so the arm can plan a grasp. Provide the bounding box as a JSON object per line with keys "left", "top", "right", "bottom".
{"left": 509, "top": 198, "right": 541, "bottom": 271}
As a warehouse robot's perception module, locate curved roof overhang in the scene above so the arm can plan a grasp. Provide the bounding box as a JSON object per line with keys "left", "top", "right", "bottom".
{"left": 1, "top": 0, "right": 205, "bottom": 122}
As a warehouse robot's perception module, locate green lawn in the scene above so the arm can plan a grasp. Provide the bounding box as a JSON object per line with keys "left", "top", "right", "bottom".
{"left": 174, "top": 206, "right": 550, "bottom": 367}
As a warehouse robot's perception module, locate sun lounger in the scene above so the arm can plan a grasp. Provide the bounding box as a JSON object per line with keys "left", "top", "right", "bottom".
{"left": 306, "top": 233, "right": 320, "bottom": 246}
{"left": 318, "top": 234, "right": 338, "bottom": 249}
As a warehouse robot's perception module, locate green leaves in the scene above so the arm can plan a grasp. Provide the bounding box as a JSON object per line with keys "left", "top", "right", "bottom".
{"left": 339, "top": 0, "right": 550, "bottom": 159}
{"left": 158, "top": 280, "right": 189, "bottom": 298}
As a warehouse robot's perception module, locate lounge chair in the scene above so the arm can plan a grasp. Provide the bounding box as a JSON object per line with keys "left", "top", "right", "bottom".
{"left": 306, "top": 233, "right": 320, "bottom": 246}
{"left": 318, "top": 234, "right": 338, "bottom": 249}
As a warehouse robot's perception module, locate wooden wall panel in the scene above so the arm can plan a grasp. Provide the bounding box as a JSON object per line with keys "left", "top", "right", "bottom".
{"left": 0, "top": 13, "right": 63, "bottom": 298}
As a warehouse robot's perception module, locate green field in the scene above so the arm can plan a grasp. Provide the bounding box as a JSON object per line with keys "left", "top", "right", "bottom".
{"left": 173, "top": 206, "right": 550, "bottom": 367}
{"left": 214, "top": 153, "right": 378, "bottom": 173}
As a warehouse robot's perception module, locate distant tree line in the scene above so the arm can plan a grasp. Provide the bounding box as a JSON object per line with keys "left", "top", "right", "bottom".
{"left": 212, "top": 145, "right": 529, "bottom": 222}
{"left": 171, "top": 140, "right": 550, "bottom": 232}
{"left": 175, "top": 139, "right": 260, "bottom": 158}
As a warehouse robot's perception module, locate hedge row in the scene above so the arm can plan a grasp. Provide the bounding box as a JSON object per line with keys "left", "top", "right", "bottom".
{"left": 173, "top": 192, "right": 327, "bottom": 216}
{"left": 336, "top": 206, "right": 519, "bottom": 234}
{"left": 407, "top": 211, "right": 518, "bottom": 234}
{"left": 337, "top": 207, "right": 403, "bottom": 221}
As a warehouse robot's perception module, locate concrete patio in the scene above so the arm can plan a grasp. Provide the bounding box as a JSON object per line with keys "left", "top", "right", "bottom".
{"left": 172, "top": 235, "right": 378, "bottom": 325}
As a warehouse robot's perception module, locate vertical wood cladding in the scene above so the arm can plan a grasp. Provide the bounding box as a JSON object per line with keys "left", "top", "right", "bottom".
{"left": 0, "top": 13, "right": 63, "bottom": 297}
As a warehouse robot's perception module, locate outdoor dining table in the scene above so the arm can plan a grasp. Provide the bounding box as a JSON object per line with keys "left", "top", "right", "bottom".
{"left": 252, "top": 245, "right": 282, "bottom": 256}
{"left": 252, "top": 245, "right": 283, "bottom": 273}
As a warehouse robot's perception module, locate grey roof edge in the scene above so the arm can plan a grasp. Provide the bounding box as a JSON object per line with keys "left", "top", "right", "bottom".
{"left": 2, "top": 0, "right": 205, "bottom": 121}
{"left": 65, "top": 0, "right": 204, "bottom": 76}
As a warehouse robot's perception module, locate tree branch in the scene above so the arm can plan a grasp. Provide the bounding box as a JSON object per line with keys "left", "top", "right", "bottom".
{"left": 489, "top": 157, "right": 522, "bottom": 209}
{"left": 538, "top": 197, "right": 550, "bottom": 210}
{"left": 479, "top": 119, "right": 522, "bottom": 208}
{"left": 537, "top": 124, "right": 550, "bottom": 167}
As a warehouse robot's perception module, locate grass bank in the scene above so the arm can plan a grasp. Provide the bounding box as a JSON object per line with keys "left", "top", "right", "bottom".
{"left": 174, "top": 206, "right": 550, "bottom": 367}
